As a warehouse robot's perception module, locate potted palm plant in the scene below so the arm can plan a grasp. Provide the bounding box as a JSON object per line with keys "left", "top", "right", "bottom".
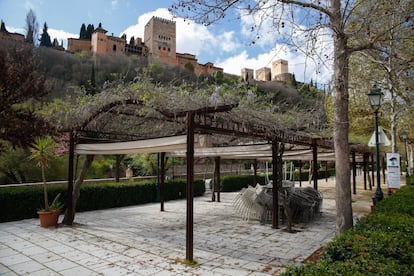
{"left": 29, "top": 136, "right": 62, "bottom": 227}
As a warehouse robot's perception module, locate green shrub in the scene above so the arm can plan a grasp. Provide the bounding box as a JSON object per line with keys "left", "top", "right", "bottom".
{"left": 0, "top": 185, "right": 65, "bottom": 221}
{"left": 282, "top": 185, "right": 414, "bottom": 275}
{"left": 221, "top": 174, "right": 267, "bottom": 192}
{"left": 0, "top": 179, "right": 205, "bottom": 222}
{"left": 406, "top": 174, "right": 414, "bottom": 185}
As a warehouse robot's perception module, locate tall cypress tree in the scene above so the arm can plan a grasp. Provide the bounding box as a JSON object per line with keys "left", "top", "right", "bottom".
{"left": 0, "top": 20, "right": 7, "bottom": 32}
{"left": 85, "top": 24, "right": 94, "bottom": 39}
{"left": 129, "top": 36, "right": 135, "bottom": 46}
{"left": 79, "top": 23, "right": 86, "bottom": 39}
{"left": 39, "top": 22, "right": 52, "bottom": 47}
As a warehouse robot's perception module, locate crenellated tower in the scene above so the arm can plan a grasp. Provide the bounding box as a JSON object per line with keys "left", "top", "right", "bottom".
{"left": 144, "top": 16, "right": 176, "bottom": 64}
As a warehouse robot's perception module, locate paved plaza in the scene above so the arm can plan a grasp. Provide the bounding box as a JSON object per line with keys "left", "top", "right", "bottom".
{"left": 0, "top": 178, "right": 373, "bottom": 275}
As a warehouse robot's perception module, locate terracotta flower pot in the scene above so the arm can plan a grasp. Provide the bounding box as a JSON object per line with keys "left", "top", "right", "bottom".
{"left": 37, "top": 210, "right": 60, "bottom": 227}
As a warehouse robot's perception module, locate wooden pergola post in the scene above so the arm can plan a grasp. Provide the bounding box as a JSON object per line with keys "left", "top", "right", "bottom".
{"left": 186, "top": 111, "right": 195, "bottom": 262}
{"left": 160, "top": 152, "right": 165, "bottom": 212}
{"left": 66, "top": 131, "right": 75, "bottom": 225}
{"left": 312, "top": 140, "right": 318, "bottom": 190}
{"left": 253, "top": 159, "right": 258, "bottom": 187}
{"left": 363, "top": 152, "right": 368, "bottom": 190}
{"left": 271, "top": 139, "right": 280, "bottom": 229}
{"left": 213, "top": 156, "right": 221, "bottom": 202}
{"left": 352, "top": 150, "right": 356, "bottom": 195}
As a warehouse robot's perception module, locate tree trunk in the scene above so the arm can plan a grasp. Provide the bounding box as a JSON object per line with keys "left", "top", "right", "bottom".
{"left": 332, "top": 0, "right": 353, "bottom": 233}
{"left": 41, "top": 166, "right": 49, "bottom": 211}
{"left": 115, "top": 155, "right": 124, "bottom": 182}
{"left": 62, "top": 155, "right": 94, "bottom": 224}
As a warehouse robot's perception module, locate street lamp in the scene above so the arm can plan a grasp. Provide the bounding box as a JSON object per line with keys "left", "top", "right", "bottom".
{"left": 367, "top": 86, "right": 384, "bottom": 204}
{"left": 402, "top": 130, "right": 409, "bottom": 177}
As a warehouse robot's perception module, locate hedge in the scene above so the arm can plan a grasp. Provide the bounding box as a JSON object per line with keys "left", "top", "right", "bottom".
{"left": 282, "top": 185, "right": 414, "bottom": 275}
{"left": 221, "top": 169, "right": 335, "bottom": 192}
{"left": 406, "top": 174, "right": 414, "bottom": 185}
{"left": 0, "top": 179, "right": 205, "bottom": 222}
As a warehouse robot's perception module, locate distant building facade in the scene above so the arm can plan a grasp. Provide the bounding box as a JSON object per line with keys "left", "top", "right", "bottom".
{"left": 0, "top": 29, "right": 25, "bottom": 43}
{"left": 91, "top": 26, "right": 126, "bottom": 56}
{"left": 67, "top": 38, "right": 91, "bottom": 52}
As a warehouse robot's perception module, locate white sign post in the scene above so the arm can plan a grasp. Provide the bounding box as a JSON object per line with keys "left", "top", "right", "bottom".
{"left": 387, "top": 153, "right": 401, "bottom": 189}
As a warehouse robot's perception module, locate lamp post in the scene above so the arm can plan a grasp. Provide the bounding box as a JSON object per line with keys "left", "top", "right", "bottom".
{"left": 367, "top": 86, "right": 384, "bottom": 204}
{"left": 402, "top": 130, "right": 409, "bottom": 177}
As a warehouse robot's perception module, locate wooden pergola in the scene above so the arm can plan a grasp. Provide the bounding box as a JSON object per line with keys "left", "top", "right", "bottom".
{"left": 63, "top": 100, "right": 372, "bottom": 261}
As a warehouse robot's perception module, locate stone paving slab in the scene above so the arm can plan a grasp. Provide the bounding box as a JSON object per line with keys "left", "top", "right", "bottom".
{"left": 0, "top": 178, "right": 373, "bottom": 275}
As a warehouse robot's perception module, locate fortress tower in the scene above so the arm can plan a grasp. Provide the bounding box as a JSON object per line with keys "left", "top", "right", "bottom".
{"left": 272, "top": 59, "right": 292, "bottom": 82}
{"left": 241, "top": 68, "right": 254, "bottom": 83}
{"left": 256, "top": 67, "right": 271, "bottom": 81}
{"left": 144, "top": 17, "right": 176, "bottom": 64}
{"left": 272, "top": 59, "right": 288, "bottom": 76}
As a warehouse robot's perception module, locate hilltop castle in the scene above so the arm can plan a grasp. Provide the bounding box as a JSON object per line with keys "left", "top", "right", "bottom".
{"left": 1, "top": 16, "right": 293, "bottom": 82}
{"left": 67, "top": 17, "right": 223, "bottom": 76}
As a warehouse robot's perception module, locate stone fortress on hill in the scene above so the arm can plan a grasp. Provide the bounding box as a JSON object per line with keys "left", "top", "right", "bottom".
{"left": 0, "top": 16, "right": 292, "bottom": 82}
{"left": 67, "top": 16, "right": 293, "bottom": 83}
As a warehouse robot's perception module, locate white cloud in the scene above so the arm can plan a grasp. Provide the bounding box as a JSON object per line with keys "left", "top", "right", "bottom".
{"left": 6, "top": 26, "right": 26, "bottom": 35}
{"left": 48, "top": 29, "right": 78, "bottom": 48}
{"left": 216, "top": 31, "right": 240, "bottom": 52}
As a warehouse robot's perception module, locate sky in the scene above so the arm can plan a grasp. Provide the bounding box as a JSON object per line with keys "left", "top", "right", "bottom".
{"left": 0, "top": 0, "right": 333, "bottom": 85}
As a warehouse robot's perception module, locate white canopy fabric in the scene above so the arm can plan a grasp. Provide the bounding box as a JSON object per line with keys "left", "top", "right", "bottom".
{"left": 75, "top": 135, "right": 211, "bottom": 155}
{"left": 75, "top": 135, "right": 338, "bottom": 161}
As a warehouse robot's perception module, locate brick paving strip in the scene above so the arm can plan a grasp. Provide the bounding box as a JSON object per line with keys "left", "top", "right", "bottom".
{"left": 0, "top": 176, "right": 373, "bottom": 275}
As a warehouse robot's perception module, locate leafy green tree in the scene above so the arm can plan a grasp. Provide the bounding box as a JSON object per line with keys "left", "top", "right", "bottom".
{"left": 0, "top": 144, "right": 29, "bottom": 184}
{"left": 29, "top": 136, "right": 55, "bottom": 211}
{"left": 348, "top": 1, "right": 414, "bottom": 153}
{"left": 0, "top": 41, "right": 50, "bottom": 148}
{"left": 184, "top": 62, "right": 194, "bottom": 72}
{"left": 39, "top": 22, "right": 52, "bottom": 47}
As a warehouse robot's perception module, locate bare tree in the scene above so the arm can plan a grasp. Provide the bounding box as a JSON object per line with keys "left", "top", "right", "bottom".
{"left": 25, "top": 9, "right": 39, "bottom": 45}
{"left": 350, "top": 1, "right": 414, "bottom": 153}
{"left": 170, "top": 0, "right": 413, "bottom": 233}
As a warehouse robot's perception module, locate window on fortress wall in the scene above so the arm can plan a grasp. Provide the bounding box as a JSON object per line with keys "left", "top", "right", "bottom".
{"left": 158, "top": 46, "right": 161, "bottom": 50}
{"left": 113, "top": 44, "right": 117, "bottom": 52}
{"left": 168, "top": 48, "right": 170, "bottom": 52}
